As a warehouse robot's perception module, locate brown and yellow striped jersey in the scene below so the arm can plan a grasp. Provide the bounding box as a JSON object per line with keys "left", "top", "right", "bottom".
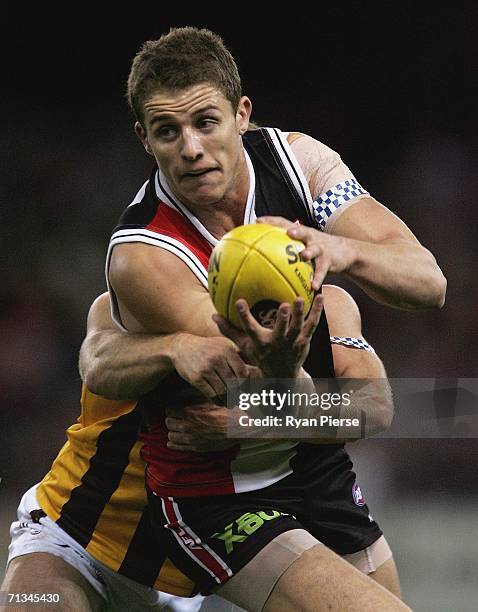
{"left": 36, "top": 386, "right": 195, "bottom": 596}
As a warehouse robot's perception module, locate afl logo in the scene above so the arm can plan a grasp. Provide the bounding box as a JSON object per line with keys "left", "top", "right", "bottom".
{"left": 352, "top": 482, "right": 365, "bottom": 506}
{"left": 251, "top": 300, "right": 280, "bottom": 329}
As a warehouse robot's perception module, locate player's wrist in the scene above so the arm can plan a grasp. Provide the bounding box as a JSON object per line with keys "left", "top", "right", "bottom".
{"left": 168, "top": 332, "right": 195, "bottom": 369}
{"left": 261, "top": 362, "right": 301, "bottom": 379}
{"left": 340, "top": 236, "right": 363, "bottom": 274}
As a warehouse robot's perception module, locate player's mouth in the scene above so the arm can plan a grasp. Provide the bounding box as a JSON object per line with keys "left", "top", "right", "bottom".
{"left": 182, "top": 168, "right": 218, "bottom": 180}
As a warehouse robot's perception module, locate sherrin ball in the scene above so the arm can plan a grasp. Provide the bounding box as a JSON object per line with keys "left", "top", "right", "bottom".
{"left": 208, "top": 223, "right": 314, "bottom": 328}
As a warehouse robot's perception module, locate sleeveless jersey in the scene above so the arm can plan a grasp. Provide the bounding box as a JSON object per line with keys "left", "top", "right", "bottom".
{"left": 106, "top": 128, "right": 341, "bottom": 498}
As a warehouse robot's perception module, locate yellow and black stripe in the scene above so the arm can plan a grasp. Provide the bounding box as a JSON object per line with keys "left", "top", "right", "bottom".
{"left": 36, "top": 386, "right": 194, "bottom": 596}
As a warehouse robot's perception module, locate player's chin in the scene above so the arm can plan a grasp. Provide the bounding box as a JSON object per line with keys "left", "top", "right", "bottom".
{"left": 189, "top": 185, "right": 227, "bottom": 206}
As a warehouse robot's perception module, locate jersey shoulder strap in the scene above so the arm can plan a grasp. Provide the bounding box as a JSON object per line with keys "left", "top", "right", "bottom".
{"left": 243, "top": 128, "right": 316, "bottom": 226}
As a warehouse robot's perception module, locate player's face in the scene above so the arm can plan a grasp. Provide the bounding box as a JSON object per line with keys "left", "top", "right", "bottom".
{"left": 136, "top": 84, "right": 251, "bottom": 209}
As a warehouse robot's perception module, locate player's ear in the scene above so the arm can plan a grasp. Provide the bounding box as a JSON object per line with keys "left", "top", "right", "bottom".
{"left": 135, "top": 121, "right": 153, "bottom": 155}
{"left": 236, "top": 96, "right": 252, "bottom": 135}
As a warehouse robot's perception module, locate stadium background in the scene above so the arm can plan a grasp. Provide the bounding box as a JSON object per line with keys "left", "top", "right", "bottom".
{"left": 1, "top": 5, "right": 476, "bottom": 610}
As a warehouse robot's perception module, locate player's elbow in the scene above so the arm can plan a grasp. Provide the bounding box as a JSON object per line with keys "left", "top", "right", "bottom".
{"left": 431, "top": 268, "right": 447, "bottom": 309}
{"left": 80, "top": 357, "right": 104, "bottom": 397}
{"left": 374, "top": 401, "right": 394, "bottom": 434}
{"left": 419, "top": 251, "right": 447, "bottom": 310}
{"left": 365, "top": 379, "right": 394, "bottom": 437}
{"left": 79, "top": 334, "right": 117, "bottom": 398}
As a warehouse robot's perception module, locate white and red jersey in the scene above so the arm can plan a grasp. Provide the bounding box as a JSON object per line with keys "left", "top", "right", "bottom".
{"left": 106, "top": 128, "right": 369, "bottom": 497}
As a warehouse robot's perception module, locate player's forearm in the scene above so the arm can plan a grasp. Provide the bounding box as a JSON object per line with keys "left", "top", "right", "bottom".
{"left": 345, "top": 236, "right": 446, "bottom": 310}
{"left": 79, "top": 330, "right": 182, "bottom": 399}
{"left": 293, "top": 355, "right": 394, "bottom": 444}
{"left": 304, "top": 378, "right": 394, "bottom": 444}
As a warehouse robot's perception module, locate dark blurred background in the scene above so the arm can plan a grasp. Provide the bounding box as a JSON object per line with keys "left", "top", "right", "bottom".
{"left": 1, "top": 4, "right": 477, "bottom": 610}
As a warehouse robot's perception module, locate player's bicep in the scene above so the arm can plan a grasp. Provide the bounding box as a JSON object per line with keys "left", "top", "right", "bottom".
{"left": 109, "top": 243, "right": 216, "bottom": 335}
{"left": 329, "top": 195, "right": 422, "bottom": 244}
{"left": 290, "top": 133, "right": 370, "bottom": 232}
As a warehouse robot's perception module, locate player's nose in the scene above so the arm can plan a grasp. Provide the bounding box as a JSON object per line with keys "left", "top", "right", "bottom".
{"left": 180, "top": 128, "right": 203, "bottom": 160}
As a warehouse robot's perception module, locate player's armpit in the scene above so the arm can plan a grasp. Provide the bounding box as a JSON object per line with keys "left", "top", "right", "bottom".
{"left": 109, "top": 242, "right": 217, "bottom": 335}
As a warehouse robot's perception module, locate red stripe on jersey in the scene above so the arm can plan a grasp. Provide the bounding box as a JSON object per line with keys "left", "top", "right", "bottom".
{"left": 141, "top": 422, "right": 238, "bottom": 497}
{"left": 162, "top": 498, "right": 232, "bottom": 583}
{"left": 141, "top": 202, "right": 238, "bottom": 497}
{"left": 146, "top": 203, "right": 213, "bottom": 270}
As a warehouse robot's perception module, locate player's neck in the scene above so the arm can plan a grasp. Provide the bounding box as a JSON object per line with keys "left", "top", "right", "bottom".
{"left": 175, "top": 153, "right": 250, "bottom": 240}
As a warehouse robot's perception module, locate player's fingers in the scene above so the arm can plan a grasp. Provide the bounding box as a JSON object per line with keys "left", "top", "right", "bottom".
{"left": 213, "top": 314, "right": 251, "bottom": 358}
{"left": 165, "top": 417, "right": 192, "bottom": 433}
{"left": 288, "top": 298, "right": 305, "bottom": 340}
{"left": 257, "top": 216, "right": 295, "bottom": 230}
{"left": 187, "top": 374, "right": 222, "bottom": 399}
{"left": 167, "top": 430, "right": 194, "bottom": 446}
{"left": 302, "top": 294, "right": 324, "bottom": 339}
{"left": 271, "top": 302, "right": 290, "bottom": 339}
{"left": 236, "top": 299, "right": 263, "bottom": 342}
{"left": 200, "top": 380, "right": 221, "bottom": 399}
{"left": 212, "top": 314, "right": 240, "bottom": 341}
{"left": 287, "top": 225, "right": 314, "bottom": 242}
{"left": 182, "top": 404, "right": 221, "bottom": 418}
{"left": 226, "top": 350, "right": 250, "bottom": 380}
{"left": 203, "top": 372, "right": 228, "bottom": 398}
{"left": 311, "top": 258, "right": 329, "bottom": 290}
{"left": 300, "top": 244, "right": 322, "bottom": 261}
{"left": 166, "top": 441, "right": 197, "bottom": 451}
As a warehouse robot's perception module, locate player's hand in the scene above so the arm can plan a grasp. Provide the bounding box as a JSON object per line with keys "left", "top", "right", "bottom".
{"left": 172, "top": 334, "right": 252, "bottom": 400}
{"left": 213, "top": 294, "right": 324, "bottom": 379}
{"left": 257, "top": 216, "right": 355, "bottom": 290}
{"left": 165, "top": 404, "right": 239, "bottom": 452}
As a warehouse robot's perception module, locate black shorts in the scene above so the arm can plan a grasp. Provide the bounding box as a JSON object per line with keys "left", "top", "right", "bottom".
{"left": 147, "top": 444, "right": 382, "bottom": 594}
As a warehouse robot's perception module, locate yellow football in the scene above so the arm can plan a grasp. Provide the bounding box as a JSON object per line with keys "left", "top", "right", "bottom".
{"left": 208, "top": 223, "right": 314, "bottom": 328}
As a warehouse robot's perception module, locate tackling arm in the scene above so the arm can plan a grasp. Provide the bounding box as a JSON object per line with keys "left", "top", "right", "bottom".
{"left": 80, "top": 243, "right": 252, "bottom": 400}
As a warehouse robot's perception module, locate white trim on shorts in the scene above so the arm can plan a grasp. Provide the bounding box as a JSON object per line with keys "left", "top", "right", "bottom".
{"left": 6, "top": 485, "right": 206, "bottom": 612}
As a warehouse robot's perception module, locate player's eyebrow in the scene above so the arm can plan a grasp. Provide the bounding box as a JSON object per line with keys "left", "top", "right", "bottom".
{"left": 149, "top": 106, "right": 221, "bottom": 127}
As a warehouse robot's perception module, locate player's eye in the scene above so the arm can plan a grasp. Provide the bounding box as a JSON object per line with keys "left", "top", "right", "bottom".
{"left": 198, "top": 117, "right": 218, "bottom": 129}
{"left": 156, "top": 125, "right": 178, "bottom": 140}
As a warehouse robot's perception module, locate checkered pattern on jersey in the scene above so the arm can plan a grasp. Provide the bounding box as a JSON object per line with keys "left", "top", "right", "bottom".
{"left": 330, "top": 336, "right": 375, "bottom": 353}
{"left": 313, "top": 179, "right": 368, "bottom": 229}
